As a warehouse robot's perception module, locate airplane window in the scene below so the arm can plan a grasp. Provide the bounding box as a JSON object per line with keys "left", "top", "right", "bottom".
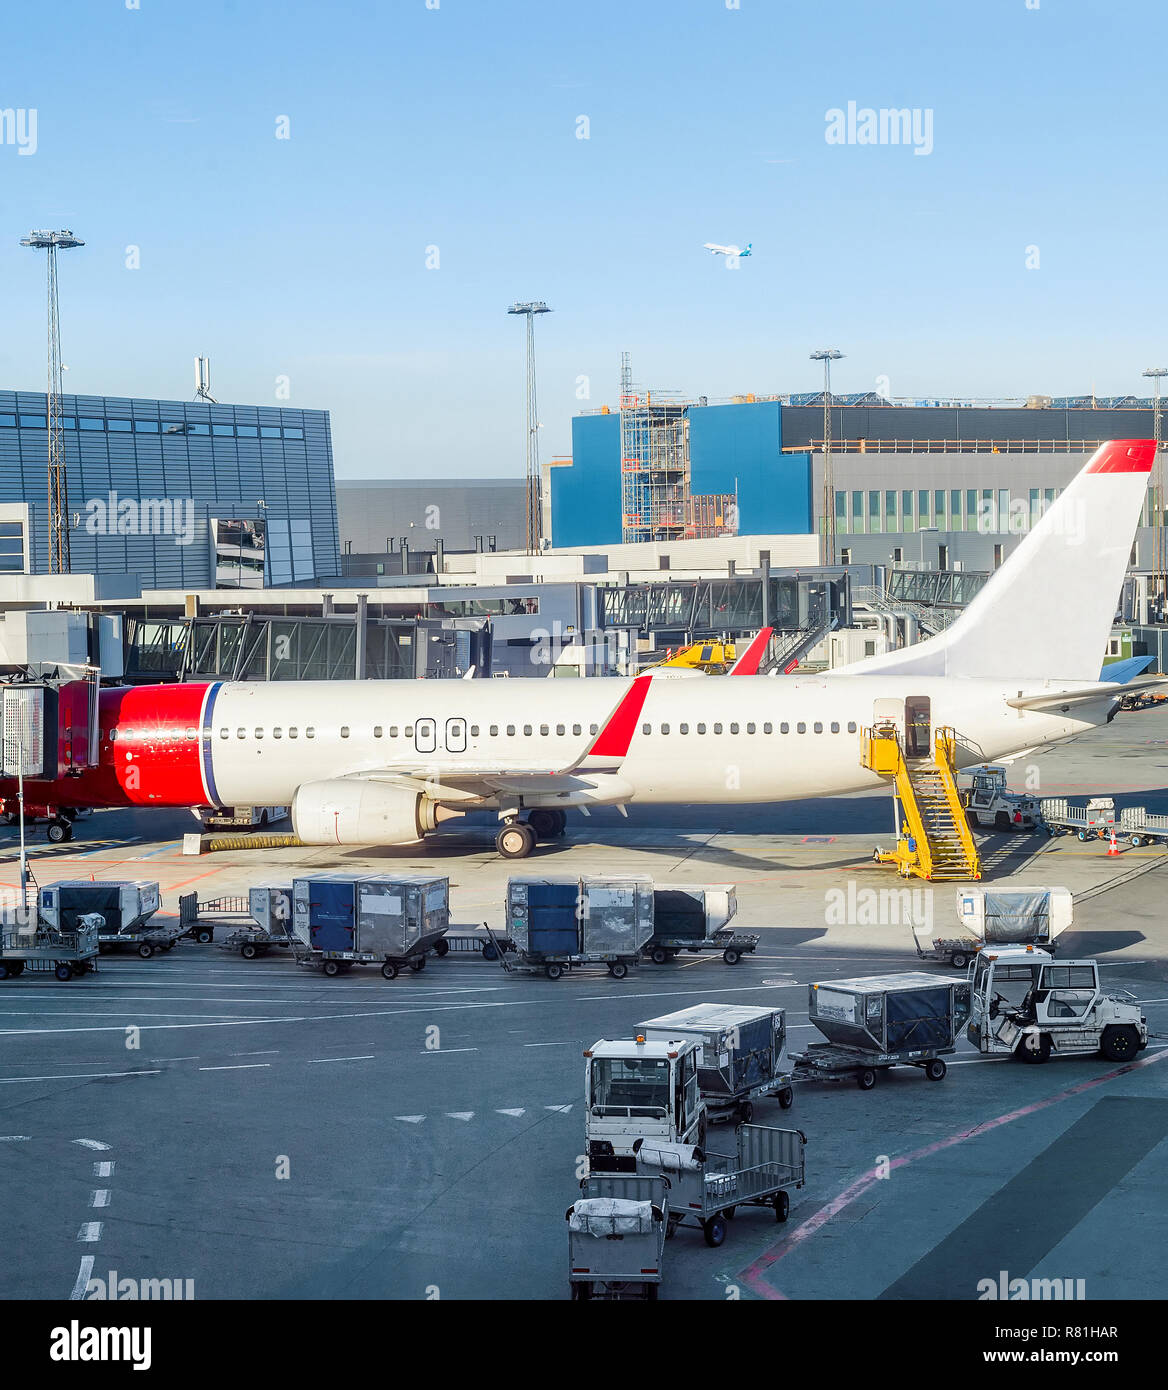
{"left": 507, "top": 725, "right": 516, "bottom": 736}
{"left": 186, "top": 727, "right": 197, "bottom": 740}
{"left": 847, "top": 721, "right": 857, "bottom": 733}
{"left": 572, "top": 724, "right": 582, "bottom": 736}
{"left": 219, "top": 728, "right": 228, "bottom": 740}
{"left": 697, "top": 723, "right": 706, "bottom": 735}
{"left": 405, "top": 726, "right": 413, "bottom": 738}
{"left": 237, "top": 728, "right": 246, "bottom": 739}
{"left": 471, "top": 725, "right": 480, "bottom": 737}
{"left": 306, "top": 727, "right": 315, "bottom": 738}
{"left": 490, "top": 724, "right": 498, "bottom": 736}
{"left": 273, "top": 728, "right": 283, "bottom": 739}
{"left": 745, "top": 722, "right": 755, "bottom": 734}
{"left": 642, "top": 723, "right": 651, "bottom": 735}
{"left": 730, "top": 723, "right": 739, "bottom": 734}
{"left": 109, "top": 728, "right": 118, "bottom": 742}
{"left": 539, "top": 724, "right": 549, "bottom": 736}
{"left": 390, "top": 726, "right": 398, "bottom": 738}
{"left": 373, "top": 725, "right": 383, "bottom": 738}
{"left": 288, "top": 727, "right": 298, "bottom": 738}
{"left": 340, "top": 727, "right": 350, "bottom": 739}
{"left": 679, "top": 723, "right": 689, "bottom": 735}
{"left": 813, "top": 722, "right": 822, "bottom": 733}
{"left": 780, "top": 722, "right": 789, "bottom": 734}
{"left": 713, "top": 723, "right": 723, "bottom": 734}
{"left": 254, "top": 728, "right": 264, "bottom": 739}
{"left": 831, "top": 721, "right": 840, "bottom": 733}
{"left": 590, "top": 724, "right": 598, "bottom": 735}
{"left": 556, "top": 724, "right": 565, "bottom": 736}
{"left": 524, "top": 725, "right": 533, "bottom": 737}
{"left": 763, "top": 722, "right": 772, "bottom": 734}
{"left": 797, "top": 722, "right": 806, "bottom": 733}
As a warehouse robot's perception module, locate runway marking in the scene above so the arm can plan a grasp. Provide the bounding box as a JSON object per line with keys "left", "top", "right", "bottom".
{"left": 420, "top": 1047, "right": 478, "bottom": 1054}
{"left": 446, "top": 1112, "right": 474, "bottom": 1121}
{"left": 94, "top": 1162, "right": 114, "bottom": 1177}
{"left": 395, "top": 1115, "right": 425, "bottom": 1123}
{"left": 524, "top": 1041, "right": 571, "bottom": 1047}
{"left": 737, "top": 1046, "right": 1168, "bottom": 1301}
{"left": 308, "top": 1055, "right": 375, "bottom": 1064}
{"left": 90, "top": 1190, "right": 110, "bottom": 1208}
{"left": 497, "top": 1108, "right": 526, "bottom": 1116}
{"left": 0, "top": 1071, "right": 159, "bottom": 1086}
{"left": 70, "top": 1256, "right": 95, "bottom": 1300}
{"left": 0, "top": 1135, "right": 31, "bottom": 1141}
{"left": 198, "top": 1063, "right": 270, "bottom": 1072}
{"left": 232, "top": 1050, "right": 281, "bottom": 1056}
{"left": 545, "top": 1104, "right": 573, "bottom": 1113}
{"left": 77, "top": 1223, "right": 102, "bottom": 1242}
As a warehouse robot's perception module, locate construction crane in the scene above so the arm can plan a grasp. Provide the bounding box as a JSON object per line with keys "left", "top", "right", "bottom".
{"left": 507, "top": 301, "right": 552, "bottom": 554}
{"left": 21, "top": 229, "right": 84, "bottom": 574}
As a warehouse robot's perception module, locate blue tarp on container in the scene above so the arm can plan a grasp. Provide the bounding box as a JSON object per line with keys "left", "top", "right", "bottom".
{"left": 886, "top": 986, "right": 954, "bottom": 1050}
{"left": 309, "top": 880, "right": 356, "bottom": 952}
{"left": 527, "top": 882, "right": 580, "bottom": 956}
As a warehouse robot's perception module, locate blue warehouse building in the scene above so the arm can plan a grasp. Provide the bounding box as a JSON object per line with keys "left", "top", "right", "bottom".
{"left": 0, "top": 389, "right": 339, "bottom": 587}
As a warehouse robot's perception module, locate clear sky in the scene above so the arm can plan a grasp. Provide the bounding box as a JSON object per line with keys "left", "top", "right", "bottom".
{"left": 2, "top": 0, "right": 1165, "bottom": 479}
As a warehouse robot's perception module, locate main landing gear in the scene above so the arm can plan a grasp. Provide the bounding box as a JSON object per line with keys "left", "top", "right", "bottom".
{"left": 495, "top": 809, "right": 568, "bottom": 859}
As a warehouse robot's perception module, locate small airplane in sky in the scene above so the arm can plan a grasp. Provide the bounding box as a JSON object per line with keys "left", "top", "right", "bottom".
{"left": 703, "top": 241, "right": 752, "bottom": 257}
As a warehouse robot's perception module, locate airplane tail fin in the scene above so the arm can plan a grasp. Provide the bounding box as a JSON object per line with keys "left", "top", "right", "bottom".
{"left": 742, "top": 242, "right": 752, "bottom": 255}
{"left": 727, "top": 627, "right": 773, "bottom": 675}
{"left": 839, "top": 439, "right": 1155, "bottom": 682}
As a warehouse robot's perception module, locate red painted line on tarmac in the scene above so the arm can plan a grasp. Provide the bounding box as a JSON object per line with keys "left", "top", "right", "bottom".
{"left": 736, "top": 1047, "right": 1168, "bottom": 1301}
{"left": 166, "top": 868, "right": 226, "bottom": 892}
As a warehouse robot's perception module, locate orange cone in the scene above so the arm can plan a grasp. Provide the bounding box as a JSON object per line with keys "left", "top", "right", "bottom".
{"left": 1107, "top": 828, "right": 1120, "bottom": 856}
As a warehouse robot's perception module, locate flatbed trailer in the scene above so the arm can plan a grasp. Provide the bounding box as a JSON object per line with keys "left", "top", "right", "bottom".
{"left": 791, "top": 1039, "right": 951, "bottom": 1090}
{"left": 567, "top": 1174, "right": 669, "bottom": 1301}
{"left": 641, "top": 929, "right": 760, "bottom": 966}
{"left": 483, "top": 923, "right": 638, "bottom": 981}
{"left": 98, "top": 921, "right": 186, "bottom": 959}
{"left": 634, "top": 1124, "right": 806, "bottom": 1249}
{"left": 217, "top": 925, "right": 293, "bottom": 959}
{"left": 435, "top": 927, "right": 516, "bottom": 960}
{"left": 0, "top": 922, "right": 100, "bottom": 980}
{"left": 1118, "top": 806, "right": 1168, "bottom": 847}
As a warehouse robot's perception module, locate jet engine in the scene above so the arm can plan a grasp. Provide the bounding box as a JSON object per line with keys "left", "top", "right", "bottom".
{"left": 291, "top": 779, "right": 459, "bottom": 845}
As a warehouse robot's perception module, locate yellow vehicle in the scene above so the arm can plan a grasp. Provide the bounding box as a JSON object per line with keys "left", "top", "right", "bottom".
{"left": 645, "top": 641, "right": 738, "bottom": 674}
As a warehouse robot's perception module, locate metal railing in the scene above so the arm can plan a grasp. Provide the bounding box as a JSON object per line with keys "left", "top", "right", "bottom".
{"left": 785, "top": 439, "right": 1105, "bottom": 455}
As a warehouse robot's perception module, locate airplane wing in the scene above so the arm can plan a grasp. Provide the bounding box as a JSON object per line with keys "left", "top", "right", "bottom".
{"left": 727, "top": 627, "right": 774, "bottom": 675}
{"left": 1006, "top": 676, "right": 1168, "bottom": 711}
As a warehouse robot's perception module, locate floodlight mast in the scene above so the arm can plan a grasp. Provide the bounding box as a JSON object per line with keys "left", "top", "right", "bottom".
{"left": 508, "top": 302, "right": 552, "bottom": 555}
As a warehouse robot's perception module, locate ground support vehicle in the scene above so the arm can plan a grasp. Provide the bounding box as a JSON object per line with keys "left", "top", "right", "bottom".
{"left": 634, "top": 1125, "right": 806, "bottom": 1248}
{"left": 566, "top": 1174, "right": 669, "bottom": 1301}
{"left": 1041, "top": 797, "right": 1117, "bottom": 841}
{"left": 643, "top": 929, "right": 759, "bottom": 966}
{"left": 0, "top": 918, "right": 100, "bottom": 980}
{"left": 961, "top": 765, "right": 1040, "bottom": 831}
{"left": 966, "top": 947, "right": 1148, "bottom": 1063}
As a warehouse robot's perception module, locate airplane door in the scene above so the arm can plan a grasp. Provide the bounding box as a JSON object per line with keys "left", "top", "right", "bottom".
{"left": 445, "top": 717, "right": 466, "bottom": 753}
{"left": 415, "top": 718, "right": 436, "bottom": 754}
{"left": 904, "top": 697, "right": 931, "bottom": 759}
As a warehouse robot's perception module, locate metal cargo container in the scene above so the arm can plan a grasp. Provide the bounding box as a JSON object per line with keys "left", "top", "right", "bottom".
{"left": 954, "top": 886, "right": 1072, "bottom": 946}
{"left": 292, "top": 873, "right": 362, "bottom": 951}
{"left": 579, "top": 876, "right": 654, "bottom": 955}
{"left": 650, "top": 885, "right": 737, "bottom": 941}
{"left": 637, "top": 1004, "right": 787, "bottom": 1097}
{"left": 39, "top": 880, "right": 160, "bottom": 934}
{"left": 355, "top": 876, "right": 449, "bottom": 957}
{"left": 248, "top": 886, "right": 293, "bottom": 937}
{"left": 507, "top": 876, "right": 582, "bottom": 956}
{"left": 808, "top": 972, "right": 967, "bottom": 1053}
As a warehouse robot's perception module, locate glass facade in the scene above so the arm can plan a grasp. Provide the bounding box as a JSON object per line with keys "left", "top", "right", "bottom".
{"left": 0, "top": 390, "right": 339, "bottom": 586}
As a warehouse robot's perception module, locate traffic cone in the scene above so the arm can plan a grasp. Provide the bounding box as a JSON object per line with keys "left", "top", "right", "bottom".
{"left": 1107, "top": 828, "right": 1120, "bottom": 856}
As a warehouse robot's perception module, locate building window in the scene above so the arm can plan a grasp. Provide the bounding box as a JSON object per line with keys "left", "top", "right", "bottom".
{"left": 934, "top": 489, "right": 946, "bottom": 525}
{"left": 885, "top": 490, "right": 897, "bottom": 528}
{"left": 901, "top": 489, "right": 914, "bottom": 530}
{"left": 917, "top": 489, "right": 929, "bottom": 524}
{"left": 966, "top": 488, "right": 979, "bottom": 532}
{"left": 867, "top": 490, "right": 881, "bottom": 533}
{"left": 851, "top": 490, "right": 864, "bottom": 534}
{"left": 892, "top": 547, "right": 903, "bottom": 563}
{"left": 950, "top": 489, "right": 961, "bottom": 526}
{"left": 840, "top": 547, "right": 851, "bottom": 565}
{"left": 835, "top": 491, "right": 847, "bottom": 527}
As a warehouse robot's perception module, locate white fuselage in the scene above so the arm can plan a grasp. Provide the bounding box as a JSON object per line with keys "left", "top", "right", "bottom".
{"left": 203, "top": 674, "right": 1109, "bottom": 810}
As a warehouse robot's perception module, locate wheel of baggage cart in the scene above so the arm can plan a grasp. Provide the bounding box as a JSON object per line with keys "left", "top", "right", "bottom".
{"left": 778, "top": 1087, "right": 794, "bottom": 1110}
{"left": 702, "top": 1214, "right": 727, "bottom": 1248}
{"left": 381, "top": 962, "right": 398, "bottom": 980}
{"left": 650, "top": 946, "right": 668, "bottom": 965}
{"left": 738, "top": 1100, "right": 754, "bottom": 1123}
{"left": 137, "top": 944, "right": 154, "bottom": 959}
{"left": 774, "top": 1190, "right": 790, "bottom": 1222}
{"left": 924, "top": 1058, "right": 947, "bottom": 1081}
{"left": 722, "top": 947, "right": 741, "bottom": 965}
{"left": 409, "top": 955, "right": 426, "bottom": 972}
{"left": 545, "top": 963, "right": 564, "bottom": 980}
{"left": 322, "top": 960, "right": 342, "bottom": 977}
{"left": 857, "top": 1067, "right": 876, "bottom": 1090}
{"left": 0, "top": 963, "right": 12, "bottom": 980}
{"left": 608, "top": 962, "right": 628, "bottom": 979}
{"left": 950, "top": 951, "right": 970, "bottom": 969}
{"left": 241, "top": 943, "right": 258, "bottom": 960}
{"left": 1076, "top": 829, "right": 1089, "bottom": 842}
{"left": 54, "top": 963, "right": 73, "bottom": 981}
{"left": 1130, "top": 835, "right": 1144, "bottom": 848}
{"left": 196, "top": 929, "right": 213, "bottom": 944}
{"left": 4, "top": 961, "right": 24, "bottom": 977}
{"left": 482, "top": 943, "right": 499, "bottom": 961}
{"left": 433, "top": 939, "right": 450, "bottom": 957}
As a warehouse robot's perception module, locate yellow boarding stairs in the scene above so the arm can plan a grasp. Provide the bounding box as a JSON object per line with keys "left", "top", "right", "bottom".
{"left": 861, "top": 721, "right": 981, "bottom": 881}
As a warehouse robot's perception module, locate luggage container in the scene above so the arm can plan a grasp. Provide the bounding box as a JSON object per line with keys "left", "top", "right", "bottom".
{"left": 291, "top": 873, "right": 449, "bottom": 978}
{"left": 912, "top": 886, "right": 1073, "bottom": 967}
{"left": 566, "top": 1174, "right": 669, "bottom": 1301}
{"left": 642, "top": 884, "right": 759, "bottom": 965}
{"left": 636, "top": 1004, "right": 793, "bottom": 1120}
{"left": 794, "top": 972, "right": 971, "bottom": 1089}
{"left": 38, "top": 880, "right": 180, "bottom": 958}
{"left": 502, "top": 875, "right": 652, "bottom": 979}
{"left": 213, "top": 886, "right": 295, "bottom": 959}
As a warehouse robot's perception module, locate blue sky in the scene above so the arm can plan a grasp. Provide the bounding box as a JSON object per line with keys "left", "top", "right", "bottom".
{"left": 2, "top": 0, "right": 1165, "bottom": 478}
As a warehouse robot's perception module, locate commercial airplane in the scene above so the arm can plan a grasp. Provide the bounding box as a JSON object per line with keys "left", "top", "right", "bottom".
{"left": 0, "top": 440, "right": 1156, "bottom": 858}
{"left": 703, "top": 241, "right": 752, "bottom": 258}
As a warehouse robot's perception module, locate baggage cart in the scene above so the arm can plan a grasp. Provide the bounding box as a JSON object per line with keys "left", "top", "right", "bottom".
{"left": 291, "top": 873, "right": 449, "bottom": 978}
{"left": 1118, "top": 806, "right": 1168, "bottom": 847}
{"left": 434, "top": 927, "right": 516, "bottom": 960}
{"left": 634, "top": 1124, "right": 806, "bottom": 1249}
{"left": 484, "top": 920, "right": 639, "bottom": 980}
{"left": 500, "top": 874, "right": 652, "bottom": 979}
{"left": 566, "top": 1174, "right": 669, "bottom": 1301}
{"left": 0, "top": 917, "right": 100, "bottom": 981}
{"left": 641, "top": 884, "right": 757, "bottom": 964}
{"left": 912, "top": 887, "right": 1073, "bottom": 967}
{"left": 1041, "top": 797, "right": 1116, "bottom": 841}
{"left": 643, "top": 928, "right": 760, "bottom": 966}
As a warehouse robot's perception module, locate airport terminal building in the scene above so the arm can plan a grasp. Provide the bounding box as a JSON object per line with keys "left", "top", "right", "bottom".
{"left": 0, "top": 389, "right": 339, "bottom": 588}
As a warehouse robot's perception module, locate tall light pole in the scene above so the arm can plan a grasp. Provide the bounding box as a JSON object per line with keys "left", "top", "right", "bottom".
{"left": 508, "top": 301, "right": 552, "bottom": 555}
{"left": 811, "top": 349, "right": 844, "bottom": 565}
{"left": 21, "top": 229, "right": 84, "bottom": 574}
{"left": 1143, "top": 367, "right": 1168, "bottom": 605}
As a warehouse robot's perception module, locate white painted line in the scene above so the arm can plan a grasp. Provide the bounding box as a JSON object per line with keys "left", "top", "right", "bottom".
{"left": 73, "top": 1139, "right": 112, "bottom": 1150}
{"left": 545, "top": 1104, "right": 573, "bottom": 1113}
{"left": 445, "top": 1112, "right": 474, "bottom": 1121}
{"left": 70, "top": 1255, "right": 95, "bottom": 1300}
{"left": 524, "top": 1041, "right": 571, "bottom": 1047}
{"left": 395, "top": 1115, "right": 425, "bottom": 1123}
{"left": 94, "top": 1161, "right": 114, "bottom": 1178}
{"left": 90, "top": 1190, "right": 110, "bottom": 1208}
{"left": 308, "top": 1055, "right": 375, "bottom": 1064}
{"left": 496, "top": 1108, "right": 526, "bottom": 1116}
{"left": 77, "top": 1223, "right": 102, "bottom": 1242}
{"left": 0, "top": 1135, "right": 31, "bottom": 1141}
{"left": 2, "top": 1071, "right": 158, "bottom": 1086}
{"left": 231, "top": 1050, "right": 280, "bottom": 1056}
{"left": 419, "top": 1047, "right": 478, "bottom": 1054}
{"left": 152, "top": 1056, "right": 200, "bottom": 1062}
{"left": 198, "top": 1063, "right": 270, "bottom": 1072}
